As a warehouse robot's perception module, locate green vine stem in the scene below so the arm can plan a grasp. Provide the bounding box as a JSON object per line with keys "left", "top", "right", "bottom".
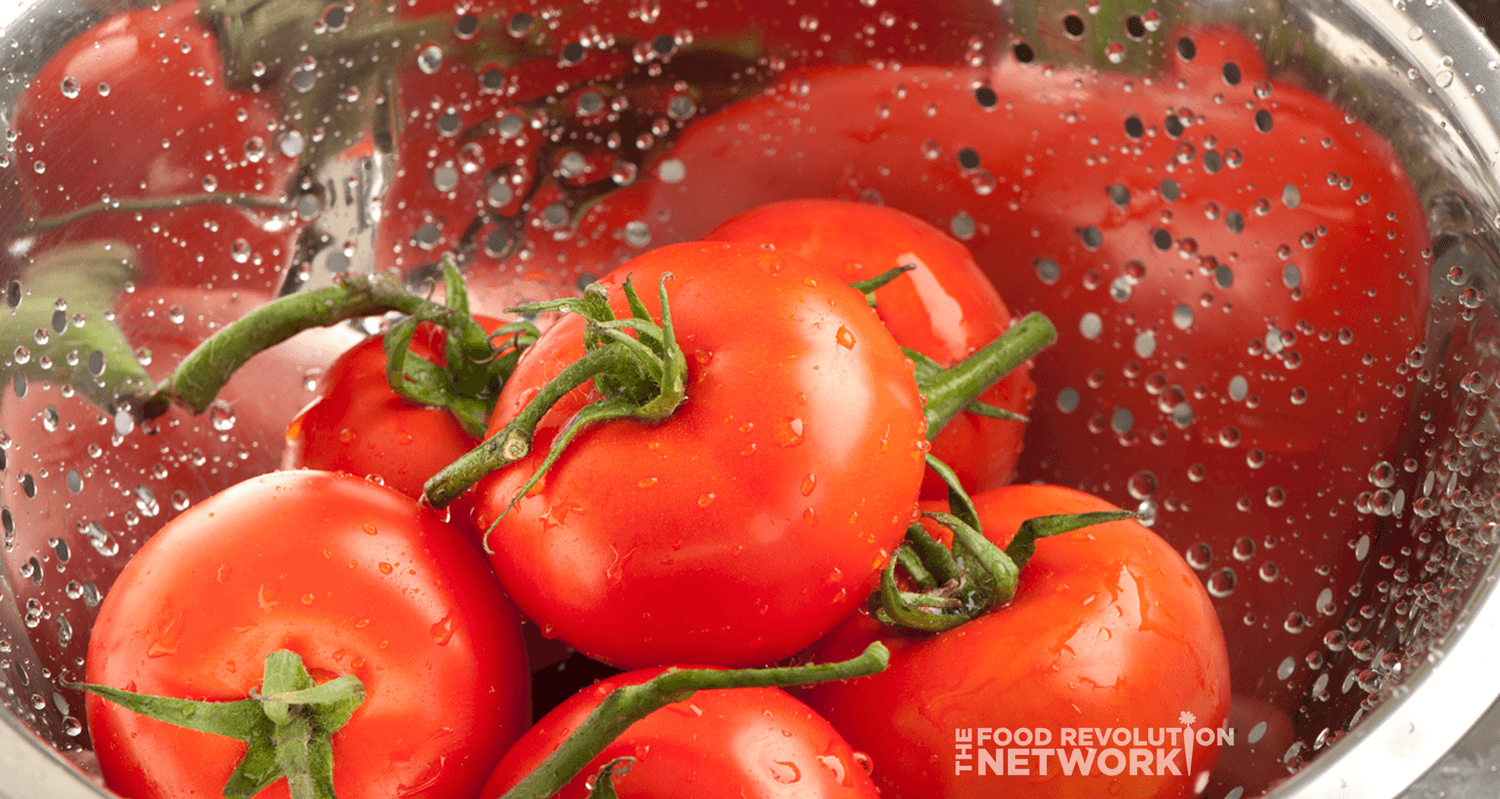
{"left": 67, "top": 650, "right": 364, "bottom": 799}
{"left": 423, "top": 276, "right": 686, "bottom": 512}
{"left": 916, "top": 311, "right": 1056, "bottom": 439}
{"left": 140, "top": 270, "right": 488, "bottom": 419}
{"left": 873, "top": 455, "right": 1137, "bottom": 631}
{"left": 500, "top": 643, "right": 889, "bottom": 799}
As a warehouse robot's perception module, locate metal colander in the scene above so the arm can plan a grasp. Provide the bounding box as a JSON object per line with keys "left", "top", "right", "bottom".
{"left": 2, "top": 0, "right": 1500, "bottom": 797}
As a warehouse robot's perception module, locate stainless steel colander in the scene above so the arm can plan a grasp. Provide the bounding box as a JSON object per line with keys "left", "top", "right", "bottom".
{"left": 2, "top": 0, "right": 1500, "bottom": 797}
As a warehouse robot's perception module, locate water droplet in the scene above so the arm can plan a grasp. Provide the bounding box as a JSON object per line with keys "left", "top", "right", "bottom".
{"left": 417, "top": 44, "right": 444, "bottom": 74}
{"left": 1206, "top": 568, "right": 1236, "bottom": 597}
{"left": 775, "top": 417, "right": 805, "bottom": 447}
{"left": 1218, "top": 426, "right": 1241, "bottom": 447}
{"left": 1185, "top": 542, "right": 1212, "bottom": 569}
{"left": 431, "top": 616, "right": 456, "bottom": 646}
{"left": 836, "top": 326, "right": 856, "bottom": 349}
{"left": 1126, "top": 470, "right": 1158, "bottom": 500}
{"left": 209, "top": 403, "right": 236, "bottom": 432}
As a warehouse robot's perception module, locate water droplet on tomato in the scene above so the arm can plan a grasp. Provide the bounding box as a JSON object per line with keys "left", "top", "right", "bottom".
{"left": 363, "top": 523, "right": 378, "bottom": 536}
{"left": 431, "top": 616, "right": 456, "bottom": 646}
{"left": 258, "top": 583, "right": 279, "bottom": 611}
{"left": 775, "top": 417, "right": 805, "bottom": 447}
{"left": 801, "top": 474, "right": 817, "bottom": 496}
{"left": 147, "top": 614, "right": 184, "bottom": 657}
{"left": 769, "top": 761, "right": 801, "bottom": 784}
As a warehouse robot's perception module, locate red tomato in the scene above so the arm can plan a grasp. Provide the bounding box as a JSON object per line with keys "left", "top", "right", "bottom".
{"left": 84, "top": 470, "right": 530, "bottom": 799}
{"left": 800, "top": 484, "right": 1232, "bottom": 799}
{"left": 471, "top": 241, "right": 926, "bottom": 669}
{"left": 706, "top": 198, "right": 1035, "bottom": 496}
{"left": 10, "top": 1, "right": 300, "bottom": 294}
{"left": 528, "top": 32, "right": 1429, "bottom": 719}
{"left": 481, "top": 667, "right": 881, "bottom": 799}
{"left": 283, "top": 317, "right": 509, "bottom": 534}
{"left": 0, "top": 286, "right": 348, "bottom": 745}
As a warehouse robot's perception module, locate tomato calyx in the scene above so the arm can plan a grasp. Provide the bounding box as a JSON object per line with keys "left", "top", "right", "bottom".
{"left": 424, "top": 274, "right": 686, "bottom": 515}
{"left": 913, "top": 311, "right": 1055, "bottom": 436}
{"left": 500, "top": 642, "right": 889, "bottom": 799}
{"left": 874, "top": 457, "right": 1136, "bottom": 632}
{"left": 380, "top": 263, "right": 539, "bottom": 436}
{"left": 69, "top": 649, "right": 364, "bottom": 799}
{"left": 139, "top": 264, "right": 526, "bottom": 423}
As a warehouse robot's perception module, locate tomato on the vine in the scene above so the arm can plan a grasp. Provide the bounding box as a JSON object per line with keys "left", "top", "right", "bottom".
{"left": 10, "top": 0, "right": 300, "bottom": 294}
{"left": 84, "top": 470, "right": 530, "bottom": 799}
{"left": 283, "top": 316, "right": 510, "bottom": 510}
{"left": 800, "top": 483, "right": 1232, "bottom": 799}
{"left": 1, "top": 283, "right": 347, "bottom": 738}
{"left": 468, "top": 240, "right": 927, "bottom": 669}
{"left": 482, "top": 667, "right": 882, "bottom": 799}
{"left": 505, "top": 29, "right": 1430, "bottom": 711}
{"left": 707, "top": 198, "right": 1035, "bottom": 496}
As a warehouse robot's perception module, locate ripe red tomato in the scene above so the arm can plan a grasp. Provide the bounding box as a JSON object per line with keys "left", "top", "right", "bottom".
{"left": 10, "top": 1, "right": 300, "bottom": 294}
{"left": 800, "top": 484, "right": 1231, "bottom": 799}
{"left": 284, "top": 318, "right": 498, "bottom": 509}
{"left": 517, "top": 30, "right": 1429, "bottom": 718}
{"left": 481, "top": 667, "right": 881, "bottom": 799}
{"left": 84, "top": 470, "right": 530, "bottom": 799}
{"left": 471, "top": 240, "right": 926, "bottom": 669}
{"left": 0, "top": 285, "right": 348, "bottom": 744}
{"left": 706, "top": 198, "right": 1035, "bottom": 496}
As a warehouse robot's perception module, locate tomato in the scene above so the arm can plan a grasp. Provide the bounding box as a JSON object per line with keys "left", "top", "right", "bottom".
{"left": 470, "top": 240, "right": 926, "bottom": 669}
{"left": 283, "top": 317, "right": 511, "bottom": 533}
{"left": 10, "top": 1, "right": 301, "bottom": 294}
{"left": 706, "top": 198, "right": 1035, "bottom": 496}
{"left": 513, "top": 30, "right": 1429, "bottom": 721}
{"left": 800, "top": 484, "right": 1231, "bottom": 799}
{"left": 481, "top": 667, "right": 881, "bottom": 799}
{"left": 83, "top": 470, "right": 530, "bottom": 799}
{"left": 1, "top": 284, "right": 351, "bottom": 745}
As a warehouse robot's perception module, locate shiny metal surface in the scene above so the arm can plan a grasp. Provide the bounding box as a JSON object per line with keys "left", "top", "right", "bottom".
{"left": 3, "top": 0, "right": 1500, "bottom": 797}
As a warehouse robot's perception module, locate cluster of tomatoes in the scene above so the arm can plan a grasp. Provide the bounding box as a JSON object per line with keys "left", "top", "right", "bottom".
{"left": 2, "top": 0, "right": 1437, "bottom": 797}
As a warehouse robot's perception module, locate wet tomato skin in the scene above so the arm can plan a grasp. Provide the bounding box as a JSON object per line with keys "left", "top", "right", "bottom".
{"left": 481, "top": 667, "right": 882, "bottom": 799}
{"left": 706, "top": 198, "right": 1035, "bottom": 496}
{"left": 472, "top": 241, "right": 927, "bottom": 669}
{"left": 84, "top": 470, "right": 531, "bottom": 799}
{"left": 800, "top": 484, "right": 1231, "bottom": 799}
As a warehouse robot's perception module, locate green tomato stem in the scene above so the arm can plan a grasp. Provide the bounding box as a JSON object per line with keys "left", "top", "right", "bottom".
{"left": 499, "top": 643, "right": 890, "bottom": 799}
{"left": 142, "top": 272, "right": 460, "bottom": 419}
{"left": 918, "top": 311, "right": 1056, "bottom": 440}
{"left": 68, "top": 650, "right": 363, "bottom": 799}
{"left": 423, "top": 275, "right": 687, "bottom": 512}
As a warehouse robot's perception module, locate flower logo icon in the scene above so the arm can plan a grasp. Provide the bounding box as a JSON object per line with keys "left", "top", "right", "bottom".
{"left": 1178, "top": 711, "right": 1197, "bottom": 726}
